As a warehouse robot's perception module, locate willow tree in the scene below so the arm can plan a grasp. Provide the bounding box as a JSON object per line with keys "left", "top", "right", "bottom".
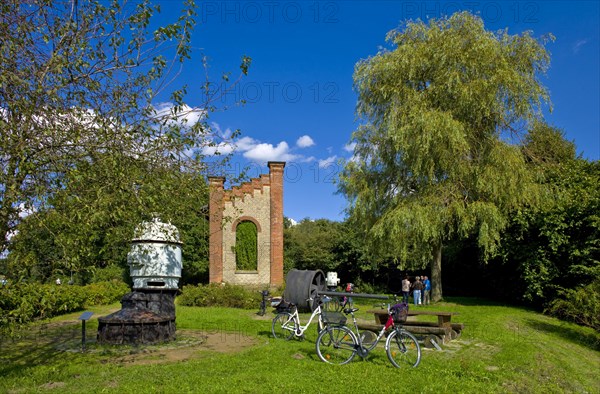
{"left": 340, "top": 12, "right": 552, "bottom": 301}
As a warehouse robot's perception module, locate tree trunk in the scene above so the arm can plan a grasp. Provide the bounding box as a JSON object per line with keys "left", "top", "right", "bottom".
{"left": 431, "top": 241, "right": 443, "bottom": 302}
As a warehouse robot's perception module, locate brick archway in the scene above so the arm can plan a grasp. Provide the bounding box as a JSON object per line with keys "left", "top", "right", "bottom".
{"left": 231, "top": 216, "right": 262, "bottom": 233}
{"left": 208, "top": 161, "right": 285, "bottom": 287}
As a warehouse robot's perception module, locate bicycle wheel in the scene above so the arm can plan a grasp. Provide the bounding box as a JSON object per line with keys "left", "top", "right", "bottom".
{"left": 386, "top": 329, "right": 421, "bottom": 368}
{"left": 316, "top": 325, "right": 357, "bottom": 365}
{"left": 272, "top": 312, "right": 296, "bottom": 340}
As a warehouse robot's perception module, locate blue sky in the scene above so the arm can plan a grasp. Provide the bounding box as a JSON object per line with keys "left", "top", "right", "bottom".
{"left": 157, "top": 1, "right": 599, "bottom": 222}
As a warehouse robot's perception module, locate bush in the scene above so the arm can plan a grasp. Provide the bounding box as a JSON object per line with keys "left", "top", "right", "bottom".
{"left": 0, "top": 280, "right": 129, "bottom": 336}
{"left": 92, "top": 264, "right": 128, "bottom": 284}
{"left": 84, "top": 280, "right": 130, "bottom": 306}
{"left": 546, "top": 279, "right": 600, "bottom": 331}
{"left": 178, "top": 283, "right": 263, "bottom": 309}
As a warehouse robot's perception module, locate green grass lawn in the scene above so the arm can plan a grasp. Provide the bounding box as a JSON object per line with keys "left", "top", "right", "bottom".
{"left": 0, "top": 297, "right": 598, "bottom": 393}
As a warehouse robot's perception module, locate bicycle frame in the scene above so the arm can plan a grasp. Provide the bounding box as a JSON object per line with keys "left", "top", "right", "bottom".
{"left": 348, "top": 306, "right": 396, "bottom": 356}
{"left": 284, "top": 304, "right": 323, "bottom": 336}
{"left": 275, "top": 296, "right": 330, "bottom": 338}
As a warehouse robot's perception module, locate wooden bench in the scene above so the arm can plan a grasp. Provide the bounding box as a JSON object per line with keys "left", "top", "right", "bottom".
{"left": 365, "top": 309, "right": 463, "bottom": 346}
{"left": 356, "top": 321, "right": 452, "bottom": 337}
{"left": 368, "top": 309, "right": 459, "bottom": 327}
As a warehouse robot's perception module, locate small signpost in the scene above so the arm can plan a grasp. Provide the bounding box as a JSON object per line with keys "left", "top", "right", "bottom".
{"left": 78, "top": 312, "right": 94, "bottom": 352}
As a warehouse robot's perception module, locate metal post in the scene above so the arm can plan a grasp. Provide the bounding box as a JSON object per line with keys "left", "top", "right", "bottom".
{"left": 81, "top": 320, "right": 86, "bottom": 352}
{"left": 78, "top": 311, "right": 94, "bottom": 353}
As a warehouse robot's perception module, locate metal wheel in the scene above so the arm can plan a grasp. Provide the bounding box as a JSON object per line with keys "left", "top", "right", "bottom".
{"left": 284, "top": 270, "right": 326, "bottom": 312}
{"left": 386, "top": 329, "right": 421, "bottom": 368}
{"left": 315, "top": 325, "right": 358, "bottom": 365}
{"left": 271, "top": 312, "right": 296, "bottom": 340}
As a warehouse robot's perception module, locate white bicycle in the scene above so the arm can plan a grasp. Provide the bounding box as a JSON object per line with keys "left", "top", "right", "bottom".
{"left": 271, "top": 295, "right": 338, "bottom": 339}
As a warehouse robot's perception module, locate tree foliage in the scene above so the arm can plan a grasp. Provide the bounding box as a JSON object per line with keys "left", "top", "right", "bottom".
{"left": 6, "top": 160, "right": 211, "bottom": 285}
{"left": 340, "top": 12, "right": 552, "bottom": 300}
{"left": 0, "top": 0, "right": 249, "bottom": 256}
{"left": 500, "top": 154, "right": 599, "bottom": 304}
{"left": 235, "top": 221, "right": 258, "bottom": 271}
{"left": 284, "top": 219, "right": 344, "bottom": 272}
{"left": 442, "top": 124, "right": 598, "bottom": 329}
{"left": 283, "top": 219, "right": 394, "bottom": 292}
{"left": 1, "top": 1, "right": 250, "bottom": 283}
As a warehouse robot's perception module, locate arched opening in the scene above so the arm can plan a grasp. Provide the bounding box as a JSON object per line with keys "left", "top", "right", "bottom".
{"left": 235, "top": 220, "right": 258, "bottom": 271}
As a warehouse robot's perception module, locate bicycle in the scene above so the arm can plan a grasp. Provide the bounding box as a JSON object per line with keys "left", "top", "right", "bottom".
{"left": 315, "top": 300, "right": 421, "bottom": 368}
{"left": 271, "top": 295, "right": 333, "bottom": 340}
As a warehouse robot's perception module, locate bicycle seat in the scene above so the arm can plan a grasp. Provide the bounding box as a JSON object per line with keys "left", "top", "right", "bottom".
{"left": 343, "top": 308, "right": 359, "bottom": 314}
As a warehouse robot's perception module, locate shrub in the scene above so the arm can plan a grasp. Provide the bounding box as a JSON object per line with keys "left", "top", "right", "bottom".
{"left": 0, "top": 280, "right": 129, "bottom": 336}
{"left": 546, "top": 279, "right": 600, "bottom": 331}
{"left": 178, "top": 283, "right": 263, "bottom": 309}
{"left": 92, "top": 264, "right": 128, "bottom": 283}
{"left": 84, "top": 280, "right": 130, "bottom": 306}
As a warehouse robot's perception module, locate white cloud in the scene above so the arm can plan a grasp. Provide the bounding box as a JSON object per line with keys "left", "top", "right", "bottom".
{"left": 18, "top": 202, "right": 36, "bottom": 219}
{"left": 572, "top": 39, "right": 588, "bottom": 54}
{"left": 202, "top": 127, "right": 318, "bottom": 162}
{"left": 201, "top": 124, "right": 233, "bottom": 156}
{"left": 152, "top": 102, "right": 205, "bottom": 127}
{"left": 344, "top": 142, "right": 357, "bottom": 152}
{"left": 318, "top": 155, "right": 337, "bottom": 168}
{"left": 296, "top": 135, "right": 315, "bottom": 148}
{"left": 236, "top": 136, "right": 259, "bottom": 151}
{"left": 210, "top": 122, "right": 234, "bottom": 138}
{"left": 201, "top": 142, "right": 235, "bottom": 156}
{"left": 202, "top": 135, "right": 260, "bottom": 156}
{"left": 243, "top": 141, "right": 300, "bottom": 162}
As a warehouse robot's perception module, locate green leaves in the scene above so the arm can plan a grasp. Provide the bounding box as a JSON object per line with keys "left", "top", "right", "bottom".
{"left": 1, "top": 0, "right": 249, "bottom": 264}
{"left": 343, "top": 11, "right": 552, "bottom": 264}
{"left": 500, "top": 159, "right": 600, "bottom": 305}
{"left": 235, "top": 221, "right": 258, "bottom": 271}
{"left": 240, "top": 55, "right": 252, "bottom": 76}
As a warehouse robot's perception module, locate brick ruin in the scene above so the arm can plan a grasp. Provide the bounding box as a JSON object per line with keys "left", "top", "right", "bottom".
{"left": 208, "top": 161, "right": 285, "bottom": 287}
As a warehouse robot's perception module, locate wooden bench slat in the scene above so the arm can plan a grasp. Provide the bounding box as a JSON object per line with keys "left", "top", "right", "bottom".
{"left": 356, "top": 322, "right": 452, "bottom": 337}
{"left": 365, "top": 309, "right": 458, "bottom": 317}
{"left": 402, "top": 321, "right": 464, "bottom": 331}
{"left": 356, "top": 322, "right": 384, "bottom": 332}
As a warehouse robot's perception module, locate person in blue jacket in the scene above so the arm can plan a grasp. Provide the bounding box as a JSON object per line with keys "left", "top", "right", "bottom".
{"left": 422, "top": 276, "right": 431, "bottom": 305}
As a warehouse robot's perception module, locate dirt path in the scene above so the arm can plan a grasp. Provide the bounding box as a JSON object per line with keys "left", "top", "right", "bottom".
{"left": 107, "top": 329, "right": 260, "bottom": 366}
{"left": 1, "top": 321, "right": 260, "bottom": 368}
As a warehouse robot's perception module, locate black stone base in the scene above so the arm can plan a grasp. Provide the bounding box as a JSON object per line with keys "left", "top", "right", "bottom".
{"left": 97, "top": 290, "right": 177, "bottom": 345}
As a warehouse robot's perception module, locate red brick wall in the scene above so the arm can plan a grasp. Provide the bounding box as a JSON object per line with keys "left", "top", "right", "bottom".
{"left": 268, "top": 161, "right": 285, "bottom": 286}
{"left": 208, "top": 177, "right": 225, "bottom": 283}
{"left": 208, "top": 163, "right": 285, "bottom": 287}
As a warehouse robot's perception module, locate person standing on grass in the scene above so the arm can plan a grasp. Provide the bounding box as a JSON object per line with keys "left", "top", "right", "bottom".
{"left": 411, "top": 276, "right": 424, "bottom": 305}
{"left": 401, "top": 276, "right": 411, "bottom": 303}
{"left": 423, "top": 276, "right": 431, "bottom": 305}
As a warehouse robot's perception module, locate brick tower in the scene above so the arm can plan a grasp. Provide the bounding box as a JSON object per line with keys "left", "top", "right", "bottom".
{"left": 208, "top": 161, "right": 285, "bottom": 287}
